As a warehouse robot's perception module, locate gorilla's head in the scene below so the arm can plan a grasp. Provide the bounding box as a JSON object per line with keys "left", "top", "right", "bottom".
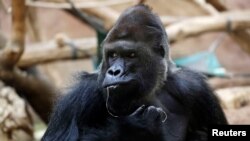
{"left": 98, "top": 4, "right": 172, "bottom": 116}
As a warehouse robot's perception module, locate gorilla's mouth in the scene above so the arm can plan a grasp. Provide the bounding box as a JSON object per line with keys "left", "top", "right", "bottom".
{"left": 105, "top": 85, "right": 123, "bottom": 117}
{"left": 104, "top": 83, "right": 124, "bottom": 89}
{"left": 107, "top": 84, "right": 119, "bottom": 90}
{"left": 103, "top": 79, "right": 136, "bottom": 89}
{"left": 105, "top": 81, "right": 139, "bottom": 117}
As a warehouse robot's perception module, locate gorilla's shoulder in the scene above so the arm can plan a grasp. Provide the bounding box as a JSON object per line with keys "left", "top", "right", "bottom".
{"left": 65, "top": 72, "right": 100, "bottom": 98}
{"left": 166, "top": 68, "right": 210, "bottom": 98}
{"left": 79, "top": 72, "right": 99, "bottom": 81}
{"left": 75, "top": 72, "right": 99, "bottom": 87}
{"left": 169, "top": 68, "right": 207, "bottom": 85}
{"left": 58, "top": 72, "right": 102, "bottom": 111}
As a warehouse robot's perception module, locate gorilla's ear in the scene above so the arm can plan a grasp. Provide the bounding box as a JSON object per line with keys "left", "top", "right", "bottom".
{"left": 156, "top": 45, "right": 166, "bottom": 58}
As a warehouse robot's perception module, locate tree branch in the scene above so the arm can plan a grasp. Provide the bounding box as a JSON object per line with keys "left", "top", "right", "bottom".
{"left": 205, "top": 0, "right": 250, "bottom": 54}
{"left": 18, "top": 37, "right": 97, "bottom": 68}
{"left": 0, "top": 0, "right": 26, "bottom": 68}
{"left": 0, "top": 0, "right": 54, "bottom": 123}
{"left": 166, "top": 10, "right": 250, "bottom": 43}
{"left": 26, "top": 0, "right": 133, "bottom": 9}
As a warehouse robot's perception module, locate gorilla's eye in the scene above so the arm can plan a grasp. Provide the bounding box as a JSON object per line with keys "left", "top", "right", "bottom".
{"left": 130, "top": 53, "right": 135, "bottom": 58}
{"left": 109, "top": 52, "right": 117, "bottom": 58}
{"left": 127, "top": 52, "right": 136, "bottom": 58}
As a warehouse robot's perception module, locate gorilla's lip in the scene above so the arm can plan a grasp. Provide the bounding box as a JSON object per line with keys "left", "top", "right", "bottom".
{"left": 107, "top": 84, "right": 119, "bottom": 89}
{"left": 104, "top": 81, "right": 129, "bottom": 89}
{"left": 103, "top": 79, "right": 135, "bottom": 88}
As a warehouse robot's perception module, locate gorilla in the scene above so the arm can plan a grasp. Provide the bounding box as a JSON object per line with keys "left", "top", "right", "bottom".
{"left": 42, "top": 4, "right": 227, "bottom": 141}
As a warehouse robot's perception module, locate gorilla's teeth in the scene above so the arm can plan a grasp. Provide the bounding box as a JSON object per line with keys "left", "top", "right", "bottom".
{"left": 108, "top": 85, "right": 118, "bottom": 89}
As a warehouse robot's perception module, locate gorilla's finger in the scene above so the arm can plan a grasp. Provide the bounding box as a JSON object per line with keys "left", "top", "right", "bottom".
{"left": 156, "top": 107, "right": 167, "bottom": 123}
{"left": 130, "top": 105, "right": 146, "bottom": 116}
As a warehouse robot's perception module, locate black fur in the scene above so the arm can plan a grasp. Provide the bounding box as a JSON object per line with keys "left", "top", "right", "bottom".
{"left": 42, "top": 4, "right": 227, "bottom": 141}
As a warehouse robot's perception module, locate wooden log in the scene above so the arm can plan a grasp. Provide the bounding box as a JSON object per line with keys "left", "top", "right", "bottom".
{"left": 205, "top": 0, "right": 250, "bottom": 54}
{"left": 166, "top": 10, "right": 250, "bottom": 43}
{"left": 0, "top": 0, "right": 55, "bottom": 123}
{"left": 26, "top": 0, "right": 134, "bottom": 9}
{"left": 192, "top": 0, "right": 218, "bottom": 15}
{"left": 209, "top": 77, "right": 250, "bottom": 90}
{"left": 0, "top": 0, "right": 26, "bottom": 68}
{"left": 215, "top": 86, "right": 250, "bottom": 109}
{"left": 18, "top": 37, "right": 97, "bottom": 67}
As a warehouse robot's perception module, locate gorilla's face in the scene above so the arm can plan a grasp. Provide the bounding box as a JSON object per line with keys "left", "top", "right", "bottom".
{"left": 99, "top": 39, "right": 167, "bottom": 116}
{"left": 102, "top": 40, "right": 148, "bottom": 95}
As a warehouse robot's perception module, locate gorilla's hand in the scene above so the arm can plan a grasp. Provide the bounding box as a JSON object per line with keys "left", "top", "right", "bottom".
{"left": 126, "top": 105, "right": 167, "bottom": 132}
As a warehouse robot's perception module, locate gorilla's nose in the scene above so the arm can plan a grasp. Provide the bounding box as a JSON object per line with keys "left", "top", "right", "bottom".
{"left": 107, "top": 65, "right": 123, "bottom": 77}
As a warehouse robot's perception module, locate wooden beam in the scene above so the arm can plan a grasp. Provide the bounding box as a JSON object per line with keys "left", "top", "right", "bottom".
{"left": 0, "top": 0, "right": 26, "bottom": 68}
{"left": 209, "top": 77, "right": 250, "bottom": 90}
{"left": 166, "top": 10, "right": 250, "bottom": 43}
{"left": 18, "top": 37, "right": 97, "bottom": 67}
{"left": 192, "top": 0, "right": 218, "bottom": 15}
{"left": 205, "top": 0, "right": 250, "bottom": 54}
{"left": 0, "top": 0, "right": 54, "bottom": 123}
{"left": 26, "top": 0, "right": 134, "bottom": 9}
{"left": 215, "top": 86, "right": 250, "bottom": 109}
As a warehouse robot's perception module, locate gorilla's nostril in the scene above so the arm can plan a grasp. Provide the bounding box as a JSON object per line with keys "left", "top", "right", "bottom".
{"left": 108, "top": 70, "right": 114, "bottom": 75}
{"left": 107, "top": 69, "right": 121, "bottom": 76}
{"left": 114, "top": 70, "right": 121, "bottom": 76}
{"left": 107, "top": 65, "right": 123, "bottom": 77}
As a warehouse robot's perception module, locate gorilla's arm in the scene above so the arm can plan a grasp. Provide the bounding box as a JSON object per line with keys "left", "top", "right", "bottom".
{"left": 42, "top": 72, "right": 167, "bottom": 141}
{"left": 41, "top": 73, "right": 106, "bottom": 141}
{"left": 80, "top": 106, "right": 167, "bottom": 141}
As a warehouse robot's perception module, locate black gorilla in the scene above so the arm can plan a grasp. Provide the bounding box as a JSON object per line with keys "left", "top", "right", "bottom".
{"left": 42, "top": 4, "right": 227, "bottom": 141}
